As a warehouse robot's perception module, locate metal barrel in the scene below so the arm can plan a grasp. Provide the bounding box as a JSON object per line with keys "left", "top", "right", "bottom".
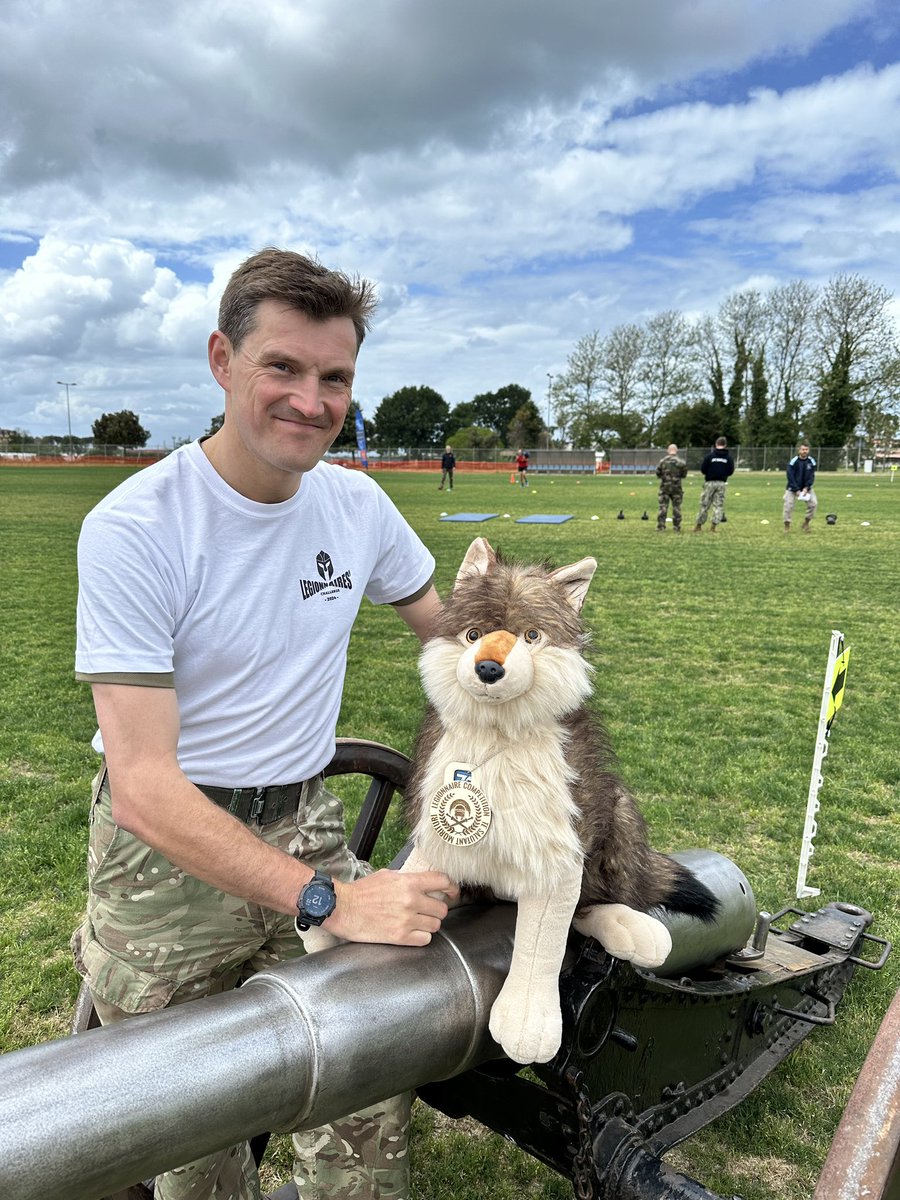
{"left": 0, "top": 851, "right": 753, "bottom": 1200}
{"left": 0, "top": 904, "right": 514, "bottom": 1200}
{"left": 653, "top": 850, "right": 757, "bottom": 977}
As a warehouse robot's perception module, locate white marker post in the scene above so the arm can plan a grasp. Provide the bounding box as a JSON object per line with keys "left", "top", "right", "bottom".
{"left": 795, "top": 629, "right": 846, "bottom": 900}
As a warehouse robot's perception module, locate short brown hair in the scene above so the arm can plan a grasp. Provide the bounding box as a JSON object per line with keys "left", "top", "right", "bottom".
{"left": 217, "top": 247, "right": 378, "bottom": 350}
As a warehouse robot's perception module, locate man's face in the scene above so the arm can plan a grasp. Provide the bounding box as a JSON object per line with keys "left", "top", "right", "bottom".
{"left": 208, "top": 299, "right": 357, "bottom": 486}
{"left": 799, "top": 445, "right": 809, "bottom": 458}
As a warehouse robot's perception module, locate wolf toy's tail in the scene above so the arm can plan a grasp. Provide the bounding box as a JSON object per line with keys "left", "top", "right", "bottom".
{"left": 660, "top": 860, "right": 719, "bottom": 922}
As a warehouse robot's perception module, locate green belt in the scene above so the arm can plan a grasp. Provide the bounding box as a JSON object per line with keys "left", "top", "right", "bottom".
{"left": 197, "top": 775, "right": 321, "bottom": 825}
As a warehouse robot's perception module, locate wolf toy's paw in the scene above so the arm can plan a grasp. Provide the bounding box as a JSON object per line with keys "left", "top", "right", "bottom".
{"left": 574, "top": 903, "right": 672, "bottom": 968}
{"left": 488, "top": 978, "right": 562, "bottom": 1065}
{"left": 297, "top": 926, "right": 343, "bottom": 954}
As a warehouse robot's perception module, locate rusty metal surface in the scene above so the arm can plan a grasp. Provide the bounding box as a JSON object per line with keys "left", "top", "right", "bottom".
{"left": 813, "top": 987, "right": 900, "bottom": 1200}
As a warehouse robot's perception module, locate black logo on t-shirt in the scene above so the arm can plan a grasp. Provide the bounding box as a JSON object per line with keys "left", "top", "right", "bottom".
{"left": 300, "top": 550, "right": 353, "bottom": 601}
{"left": 316, "top": 550, "right": 334, "bottom": 581}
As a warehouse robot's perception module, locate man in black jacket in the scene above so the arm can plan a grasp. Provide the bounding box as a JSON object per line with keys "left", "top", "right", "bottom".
{"left": 783, "top": 442, "right": 817, "bottom": 532}
{"left": 692, "top": 437, "right": 735, "bottom": 532}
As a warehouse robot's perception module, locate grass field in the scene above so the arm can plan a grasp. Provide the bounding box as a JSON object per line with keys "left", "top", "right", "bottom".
{"left": 1, "top": 462, "right": 898, "bottom": 1200}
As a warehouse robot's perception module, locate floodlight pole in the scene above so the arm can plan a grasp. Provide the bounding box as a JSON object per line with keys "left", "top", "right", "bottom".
{"left": 546, "top": 373, "right": 553, "bottom": 446}
{"left": 57, "top": 380, "right": 77, "bottom": 455}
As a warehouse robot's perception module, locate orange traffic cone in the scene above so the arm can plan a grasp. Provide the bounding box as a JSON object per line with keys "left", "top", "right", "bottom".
{"left": 509, "top": 472, "right": 516, "bottom": 484}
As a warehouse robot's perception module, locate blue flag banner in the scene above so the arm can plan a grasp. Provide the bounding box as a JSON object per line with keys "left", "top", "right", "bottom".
{"left": 354, "top": 407, "right": 368, "bottom": 469}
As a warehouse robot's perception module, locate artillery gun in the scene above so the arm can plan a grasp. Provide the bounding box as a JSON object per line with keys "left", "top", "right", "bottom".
{"left": 0, "top": 740, "right": 893, "bottom": 1200}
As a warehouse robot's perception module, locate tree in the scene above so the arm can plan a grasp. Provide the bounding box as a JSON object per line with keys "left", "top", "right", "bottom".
{"left": 656, "top": 401, "right": 721, "bottom": 449}
{"left": 742, "top": 350, "right": 770, "bottom": 445}
{"left": 766, "top": 280, "right": 816, "bottom": 415}
{"left": 445, "top": 401, "right": 479, "bottom": 441}
{"left": 808, "top": 334, "right": 856, "bottom": 447}
{"left": 472, "top": 385, "right": 531, "bottom": 443}
{"left": 372, "top": 386, "right": 449, "bottom": 449}
{"left": 206, "top": 413, "right": 224, "bottom": 436}
{"left": 92, "top": 410, "right": 150, "bottom": 447}
{"left": 448, "top": 425, "right": 501, "bottom": 450}
{"left": 811, "top": 274, "right": 898, "bottom": 444}
{"left": 637, "top": 311, "right": 696, "bottom": 444}
{"left": 551, "top": 331, "right": 604, "bottom": 443}
{"left": 506, "top": 400, "right": 545, "bottom": 450}
{"left": 601, "top": 324, "right": 644, "bottom": 420}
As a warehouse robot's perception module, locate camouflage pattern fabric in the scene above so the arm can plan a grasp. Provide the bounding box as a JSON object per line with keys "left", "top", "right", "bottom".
{"left": 695, "top": 480, "right": 727, "bottom": 527}
{"left": 72, "top": 767, "right": 411, "bottom": 1200}
{"left": 656, "top": 483, "right": 685, "bottom": 530}
{"left": 656, "top": 455, "right": 687, "bottom": 531}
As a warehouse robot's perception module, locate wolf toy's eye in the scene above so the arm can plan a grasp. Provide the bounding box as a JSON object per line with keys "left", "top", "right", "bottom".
{"left": 524, "top": 629, "right": 541, "bottom": 643}
{"left": 465, "top": 628, "right": 481, "bottom": 643}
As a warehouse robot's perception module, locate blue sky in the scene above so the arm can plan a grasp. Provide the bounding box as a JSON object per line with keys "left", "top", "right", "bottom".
{"left": 1, "top": 0, "right": 898, "bottom": 444}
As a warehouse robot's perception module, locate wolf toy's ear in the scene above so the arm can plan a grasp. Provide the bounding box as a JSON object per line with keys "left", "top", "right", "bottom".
{"left": 454, "top": 537, "right": 496, "bottom": 591}
{"left": 549, "top": 557, "right": 597, "bottom": 613}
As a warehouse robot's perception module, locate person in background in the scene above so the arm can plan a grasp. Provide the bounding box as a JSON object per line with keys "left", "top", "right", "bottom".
{"left": 783, "top": 442, "right": 817, "bottom": 532}
{"left": 72, "top": 247, "right": 457, "bottom": 1200}
{"left": 693, "top": 437, "right": 734, "bottom": 533}
{"left": 655, "top": 443, "right": 688, "bottom": 532}
{"left": 439, "top": 444, "right": 456, "bottom": 490}
{"left": 515, "top": 448, "right": 530, "bottom": 487}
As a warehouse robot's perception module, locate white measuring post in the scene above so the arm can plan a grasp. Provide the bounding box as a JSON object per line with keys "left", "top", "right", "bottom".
{"left": 795, "top": 629, "right": 845, "bottom": 900}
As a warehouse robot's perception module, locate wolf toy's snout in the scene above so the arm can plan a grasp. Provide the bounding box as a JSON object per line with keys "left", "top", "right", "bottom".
{"left": 473, "top": 630, "right": 516, "bottom": 686}
{"left": 475, "top": 660, "right": 505, "bottom": 684}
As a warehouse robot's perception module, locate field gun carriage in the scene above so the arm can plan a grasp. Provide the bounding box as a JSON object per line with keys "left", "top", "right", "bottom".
{"left": 0, "top": 740, "right": 894, "bottom": 1200}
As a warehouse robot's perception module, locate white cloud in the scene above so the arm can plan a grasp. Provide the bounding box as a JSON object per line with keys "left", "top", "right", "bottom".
{"left": 1, "top": 0, "right": 899, "bottom": 440}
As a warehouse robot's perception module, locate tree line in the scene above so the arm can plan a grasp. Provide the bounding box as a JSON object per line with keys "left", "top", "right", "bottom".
{"left": 336, "top": 273, "right": 898, "bottom": 455}
{"left": 12, "top": 273, "right": 896, "bottom": 455}
{"left": 549, "top": 274, "right": 899, "bottom": 452}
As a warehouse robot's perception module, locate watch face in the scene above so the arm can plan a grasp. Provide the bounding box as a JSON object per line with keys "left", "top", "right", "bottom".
{"left": 304, "top": 881, "right": 335, "bottom": 919}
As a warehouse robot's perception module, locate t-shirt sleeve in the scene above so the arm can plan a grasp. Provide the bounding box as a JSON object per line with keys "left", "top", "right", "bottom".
{"left": 75, "top": 509, "right": 180, "bottom": 677}
{"left": 363, "top": 484, "right": 435, "bottom": 606}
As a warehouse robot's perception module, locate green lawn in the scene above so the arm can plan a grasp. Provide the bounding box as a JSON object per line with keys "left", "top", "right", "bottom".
{"left": 1, "top": 463, "right": 898, "bottom": 1200}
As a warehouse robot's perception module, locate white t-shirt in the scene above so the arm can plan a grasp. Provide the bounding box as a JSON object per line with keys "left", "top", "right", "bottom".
{"left": 76, "top": 441, "right": 434, "bottom": 786}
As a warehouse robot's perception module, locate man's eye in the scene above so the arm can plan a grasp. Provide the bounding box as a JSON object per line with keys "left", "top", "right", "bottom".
{"left": 271, "top": 362, "right": 291, "bottom": 372}
{"left": 465, "top": 628, "right": 481, "bottom": 643}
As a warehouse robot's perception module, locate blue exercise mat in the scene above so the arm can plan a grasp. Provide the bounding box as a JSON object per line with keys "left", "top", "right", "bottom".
{"left": 515, "top": 514, "right": 573, "bottom": 524}
{"left": 439, "top": 512, "right": 500, "bottom": 522}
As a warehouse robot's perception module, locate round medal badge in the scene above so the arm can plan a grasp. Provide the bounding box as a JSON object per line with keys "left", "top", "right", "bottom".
{"left": 429, "top": 779, "right": 492, "bottom": 847}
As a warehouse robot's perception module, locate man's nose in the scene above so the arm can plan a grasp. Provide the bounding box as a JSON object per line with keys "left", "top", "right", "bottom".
{"left": 287, "top": 373, "right": 326, "bottom": 413}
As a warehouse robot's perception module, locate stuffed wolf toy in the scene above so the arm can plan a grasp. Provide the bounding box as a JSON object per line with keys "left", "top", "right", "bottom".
{"left": 303, "top": 537, "right": 717, "bottom": 1065}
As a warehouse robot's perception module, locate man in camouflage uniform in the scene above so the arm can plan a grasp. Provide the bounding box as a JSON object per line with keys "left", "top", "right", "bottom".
{"left": 72, "top": 249, "right": 456, "bottom": 1200}
{"left": 655, "top": 443, "right": 688, "bottom": 532}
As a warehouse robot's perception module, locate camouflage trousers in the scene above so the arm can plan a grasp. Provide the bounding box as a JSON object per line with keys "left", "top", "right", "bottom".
{"left": 657, "top": 484, "right": 684, "bottom": 530}
{"left": 71, "top": 767, "right": 411, "bottom": 1200}
{"left": 696, "top": 481, "right": 727, "bottom": 527}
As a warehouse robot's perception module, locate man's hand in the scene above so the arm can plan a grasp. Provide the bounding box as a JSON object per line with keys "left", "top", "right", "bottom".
{"left": 326, "top": 869, "right": 459, "bottom": 946}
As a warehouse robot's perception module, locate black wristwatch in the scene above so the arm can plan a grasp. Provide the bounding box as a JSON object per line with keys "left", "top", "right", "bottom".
{"left": 295, "top": 870, "right": 337, "bottom": 931}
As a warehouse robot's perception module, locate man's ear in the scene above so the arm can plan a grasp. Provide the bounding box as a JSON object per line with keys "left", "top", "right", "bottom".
{"left": 454, "top": 537, "right": 496, "bottom": 591}
{"left": 549, "top": 557, "right": 597, "bottom": 613}
{"left": 208, "top": 330, "right": 233, "bottom": 390}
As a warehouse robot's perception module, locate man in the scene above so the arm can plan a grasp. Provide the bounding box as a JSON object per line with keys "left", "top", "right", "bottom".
{"left": 515, "top": 448, "right": 529, "bottom": 486}
{"left": 72, "top": 248, "right": 457, "bottom": 1200}
{"left": 438, "top": 444, "right": 455, "bottom": 490}
{"left": 784, "top": 442, "right": 817, "bottom": 532}
{"left": 693, "top": 437, "right": 735, "bottom": 532}
{"left": 655, "top": 443, "right": 688, "bottom": 532}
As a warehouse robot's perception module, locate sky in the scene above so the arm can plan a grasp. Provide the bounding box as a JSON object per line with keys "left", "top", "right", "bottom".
{"left": 1, "top": 0, "right": 899, "bottom": 446}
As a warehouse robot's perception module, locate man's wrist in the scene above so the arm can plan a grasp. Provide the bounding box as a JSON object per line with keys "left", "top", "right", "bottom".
{"left": 295, "top": 870, "right": 337, "bottom": 930}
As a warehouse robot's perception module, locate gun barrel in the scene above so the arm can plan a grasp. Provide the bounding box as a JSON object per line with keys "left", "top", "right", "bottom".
{"left": 0, "top": 904, "right": 514, "bottom": 1200}
{"left": 0, "top": 850, "right": 753, "bottom": 1200}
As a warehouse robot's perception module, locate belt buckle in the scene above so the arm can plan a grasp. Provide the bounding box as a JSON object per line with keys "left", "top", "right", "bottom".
{"left": 249, "top": 786, "right": 267, "bottom": 822}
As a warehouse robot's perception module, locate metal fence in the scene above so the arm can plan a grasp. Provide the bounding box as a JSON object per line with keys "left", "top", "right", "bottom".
{"left": 2, "top": 443, "right": 895, "bottom": 473}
